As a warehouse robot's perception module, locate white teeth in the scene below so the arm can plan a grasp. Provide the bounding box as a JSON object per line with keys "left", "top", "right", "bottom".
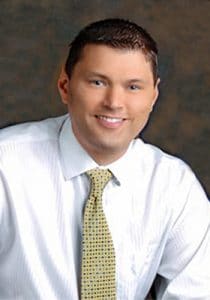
{"left": 98, "top": 116, "right": 123, "bottom": 123}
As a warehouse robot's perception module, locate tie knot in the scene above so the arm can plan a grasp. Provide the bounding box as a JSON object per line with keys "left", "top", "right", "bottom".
{"left": 86, "top": 168, "right": 112, "bottom": 192}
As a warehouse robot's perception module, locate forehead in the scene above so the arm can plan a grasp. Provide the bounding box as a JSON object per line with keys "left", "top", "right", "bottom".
{"left": 74, "top": 44, "right": 153, "bottom": 79}
{"left": 79, "top": 43, "right": 147, "bottom": 63}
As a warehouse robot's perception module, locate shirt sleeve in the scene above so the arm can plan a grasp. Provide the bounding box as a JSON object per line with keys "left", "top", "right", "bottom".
{"left": 0, "top": 160, "right": 15, "bottom": 254}
{"left": 154, "top": 173, "right": 210, "bottom": 299}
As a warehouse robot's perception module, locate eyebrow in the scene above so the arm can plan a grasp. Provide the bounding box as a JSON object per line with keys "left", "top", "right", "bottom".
{"left": 127, "top": 79, "right": 147, "bottom": 84}
{"left": 85, "top": 71, "right": 147, "bottom": 84}
{"left": 85, "top": 71, "right": 108, "bottom": 80}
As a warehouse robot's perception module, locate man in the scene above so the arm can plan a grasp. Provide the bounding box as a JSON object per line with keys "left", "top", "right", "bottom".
{"left": 0, "top": 18, "right": 209, "bottom": 299}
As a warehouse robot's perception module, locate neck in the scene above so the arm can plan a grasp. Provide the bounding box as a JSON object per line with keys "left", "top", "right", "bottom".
{"left": 88, "top": 148, "right": 128, "bottom": 166}
{"left": 78, "top": 137, "right": 130, "bottom": 165}
{"left": 71, "top": 123, "right": 131, "bottom": 165}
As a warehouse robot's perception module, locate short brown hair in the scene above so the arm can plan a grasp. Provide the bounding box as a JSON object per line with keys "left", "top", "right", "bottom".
{"left": 65, "top": 18, "right": 159, "bottom": 83}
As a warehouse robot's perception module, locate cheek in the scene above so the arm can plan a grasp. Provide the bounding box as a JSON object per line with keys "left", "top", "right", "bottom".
{"left": 128, "top": 91, "right": 155, "bottom": 113}
{"left": 130, "top": 101, "right": 153, "bottom": 118}
{"left": 72, "top": 87, "right": 101, "bottom": 108}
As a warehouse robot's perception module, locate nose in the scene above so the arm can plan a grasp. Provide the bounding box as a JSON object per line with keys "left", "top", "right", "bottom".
{"left": 103, "top": 87, "right": 124, "bottom": 110}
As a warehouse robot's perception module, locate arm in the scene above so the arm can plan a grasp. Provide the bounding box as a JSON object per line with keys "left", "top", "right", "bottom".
{"left": 155, "top": 177, "right": 210, "bottom": 299}
{"left": 0, "top": 161, "right": 15, "bottom": 255}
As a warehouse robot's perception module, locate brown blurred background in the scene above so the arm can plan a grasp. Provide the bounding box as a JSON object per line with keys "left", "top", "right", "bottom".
{"left": 1, "top": 0, "right": 210, "bottom": 196}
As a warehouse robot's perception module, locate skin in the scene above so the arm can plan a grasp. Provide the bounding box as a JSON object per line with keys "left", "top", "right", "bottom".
{"left": 58, "top": 44, "right": 160, "bottom": 165}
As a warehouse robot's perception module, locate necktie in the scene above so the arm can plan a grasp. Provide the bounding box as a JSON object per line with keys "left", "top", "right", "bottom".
{"left": 81, "top": 168, "right": 116, "bottom": 300}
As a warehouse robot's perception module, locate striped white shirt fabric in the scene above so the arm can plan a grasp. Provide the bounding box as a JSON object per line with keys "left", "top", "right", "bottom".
{"left": 0, "top": 114, "right": 209, "bottom": 300}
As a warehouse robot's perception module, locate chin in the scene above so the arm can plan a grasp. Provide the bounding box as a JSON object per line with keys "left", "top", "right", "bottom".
{"left": 94, "top": 139, "right": 129, "bottom": 154}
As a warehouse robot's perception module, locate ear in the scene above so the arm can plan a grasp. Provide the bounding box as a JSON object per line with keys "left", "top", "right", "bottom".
{"left": 57, "top": 67, "right": 70, "bottom": 104}
{"left": 151, "top": 77, "right": 160, "bottom": 111}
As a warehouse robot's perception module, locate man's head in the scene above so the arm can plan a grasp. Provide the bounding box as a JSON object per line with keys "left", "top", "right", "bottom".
{"left": 58, "top": 18, "right": 160, "bottom": 165}
{"left": 65, "top": 18, "right": 158, "bottom": 84}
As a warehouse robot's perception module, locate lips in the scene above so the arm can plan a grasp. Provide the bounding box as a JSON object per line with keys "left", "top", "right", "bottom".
{"left": 95, "top": 115, "right": 126, "bottom": 128}
{"left": 97, "top": 115, "right": 125, "bottom": 123}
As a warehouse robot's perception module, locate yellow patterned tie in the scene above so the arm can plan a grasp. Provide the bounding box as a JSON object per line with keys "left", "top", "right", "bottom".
{"left": 81, "top": 168, "right": 116, "bottom": 300}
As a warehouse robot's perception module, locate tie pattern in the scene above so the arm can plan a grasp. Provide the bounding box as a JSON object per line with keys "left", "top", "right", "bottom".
{"left": 81, "top": 168, "right": 116, "bottom": 300}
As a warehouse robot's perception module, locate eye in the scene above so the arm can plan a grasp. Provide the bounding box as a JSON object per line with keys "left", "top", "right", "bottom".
{"left": 90, "top": 79, "right": 105, "bottom": 87}
{"left": 129, "top": 84, "right": 141, "bottom": 91}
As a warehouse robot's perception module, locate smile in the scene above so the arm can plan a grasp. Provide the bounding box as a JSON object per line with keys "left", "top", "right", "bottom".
{"left": 96, "top": 115, "right": 125, "bottom": 123}
{"left": 95, "top": 115, "right": 126, "bottom": 129}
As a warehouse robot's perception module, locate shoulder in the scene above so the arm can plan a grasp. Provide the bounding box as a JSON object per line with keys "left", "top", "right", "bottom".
{"left": 134, "top": 138, "right": 191, "bottom": 170}
{"left": 0, "top": 114, "right": 68, "bottom": 146}
{"left": 133, "top": 139, "right": 209, "bottom": 222}
{"left": 0, "top": 114, "right": 69, "bottom": 171}
{"left": 133, "top": 138, "right": 198, "bottom": 188}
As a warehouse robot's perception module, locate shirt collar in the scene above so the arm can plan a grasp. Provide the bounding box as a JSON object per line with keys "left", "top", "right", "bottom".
{"left": 59, "top": 116, "right": 145, "bottom": 185}
{"left": 106, "top": 140, "right": 145, "bottom": 186}
{"left": 59, "top": 116, "right": 97, "bottom": 180}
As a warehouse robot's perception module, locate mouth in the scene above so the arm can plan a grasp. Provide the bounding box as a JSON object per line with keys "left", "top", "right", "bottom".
{"left": 95, "top": 115, "right": 126, "bottom": 129}
{"left": 96, "top": 115, "right": 126, "bottom": 123}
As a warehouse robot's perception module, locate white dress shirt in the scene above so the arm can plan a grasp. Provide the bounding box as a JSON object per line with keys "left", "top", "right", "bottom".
{"left": 0, "top": 115, "right": 209, "bottom": 300}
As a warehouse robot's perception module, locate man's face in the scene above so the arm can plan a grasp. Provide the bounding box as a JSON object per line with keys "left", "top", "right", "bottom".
{"left": 58, "top": 44, "right": 159, "bottom": 164}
